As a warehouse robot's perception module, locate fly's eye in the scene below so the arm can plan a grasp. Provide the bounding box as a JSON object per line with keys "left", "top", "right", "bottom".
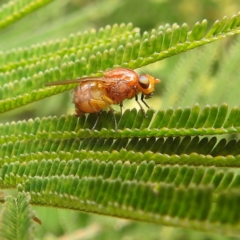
{"left": 139, "top": 75, "right": 150, "bottom": 89}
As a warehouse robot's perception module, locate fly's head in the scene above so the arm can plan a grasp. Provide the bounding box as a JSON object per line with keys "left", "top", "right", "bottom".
{"left": 137, "top": 74, "right": 160, "bottom": 98}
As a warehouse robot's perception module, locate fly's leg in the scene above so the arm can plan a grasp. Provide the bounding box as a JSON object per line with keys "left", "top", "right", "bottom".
{"left": 101, "top": 95, "right": 118, "bottom": 131}
{"left": 119, "top": 102, "right": 123, "bottom": 114}
{"left": 141, "top": 93, "right": 150, "bottom": 108}
{"left": 91, "top": 111, "right": 102, "bottom": 130}
{"left": 88, "top": 99, "right": 107, "bottom": 130}
{"left": 135, "top": 94, "right": 147, "bottom": 118}
{"left": 88, "top": 96, "right": 117, "bottom": 131}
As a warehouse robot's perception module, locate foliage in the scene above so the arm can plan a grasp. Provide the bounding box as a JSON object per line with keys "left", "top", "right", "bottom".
{"left": 0, "top": 193, "right": 34, "bottom": 240}
{"left": 1, "top": 0, "right": 240, "bottom": 239}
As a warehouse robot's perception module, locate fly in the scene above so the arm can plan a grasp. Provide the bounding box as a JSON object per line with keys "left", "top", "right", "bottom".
{"left": 45, "top": 68, "right": 160, "bottom": 130}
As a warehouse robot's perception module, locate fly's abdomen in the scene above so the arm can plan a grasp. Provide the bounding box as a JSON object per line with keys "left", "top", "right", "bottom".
{"left": 73, "top": 81, "right": 109, "bottom": 116}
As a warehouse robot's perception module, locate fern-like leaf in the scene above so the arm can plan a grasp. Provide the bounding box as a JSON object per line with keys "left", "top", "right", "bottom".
{"left": 0, "top": 193, "right": 34, "bottom": 240}
{"left": 1, "top": 5, "right": 240, "bottom": 236}
{"left": 0, "top": 104, "right": 239, "bottom": 143}
{"left": 0, "top": 13, "right": 240, "bottom": 113}
{"left": 0, "top": 104, "right": 240, "bottom": 235}
{"left": 0, "top": 0, "right": 53, "bottom": 31}
{"left": 17, "top": 174, "right": 240, "bottom": 235}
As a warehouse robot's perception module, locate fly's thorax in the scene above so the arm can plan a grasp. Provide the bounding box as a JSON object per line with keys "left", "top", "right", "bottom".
{"left": 104, "top": 68, "right": 139, "bottom": 86}
{"left": 106, "top": 80, "right": 137, "bottom": 104}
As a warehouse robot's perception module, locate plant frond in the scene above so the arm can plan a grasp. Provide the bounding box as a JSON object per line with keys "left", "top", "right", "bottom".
{"left": 0, "top": 193, "right": 34, "bottom": 240}
{"left": 162, "top": 35, "right": 240, "bottom": 110}
{"left": 17, "top": 174, "right": 240, "bottom": 236}
{"left": 0, "top": 0, "right": 53, "bottom": 31}
{"left": 0, "top": 23, "right": 137, "bottom": 73}
{"left": 212, "top": 36, "right": 240, "bottom": 107}
{"left": 1, "top": 3, "right": 240, "bottom": 236}
{"left": 1, "top": 13, "right": 240, "bottom": 113}
{"left": 0, "top": 135, "right": 240, "bottom": 166}
{"left": 0, "top": 104, "right": 239, "bottom": 144}
{"left": 0, "top": 0, "right": 123, "bottom": 50}
{"left": 1, "top": 151, "right": 240, "bottom": 188}
{"left": 0, "top": 105, "right": 239, "bottom": 234}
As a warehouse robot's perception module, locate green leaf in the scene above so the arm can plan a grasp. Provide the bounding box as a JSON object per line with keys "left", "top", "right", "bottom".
{"left": 0, "top": 193, "right": 34, "bottom": 240}
{"left": 16, "top": 173, "right": 240, "bottom": 235}
{"left": 0, "top": 13, "right": 240, "bottom": 113}
{"left": 0, "top": 0, "right": 53, "bottom": 31}
{"left": 1, "top": 2, "right": 240, "bottom": 237}
{"left": 1, "top": 104, "right": 239, "bottom": 144}
{"left": 0, "top": 104, "right": 240, "bottom": 235}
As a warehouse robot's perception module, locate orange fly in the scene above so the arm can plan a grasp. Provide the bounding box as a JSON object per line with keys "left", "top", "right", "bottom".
{"left": 45, "top": 68, "right": 160, "bottom": 129}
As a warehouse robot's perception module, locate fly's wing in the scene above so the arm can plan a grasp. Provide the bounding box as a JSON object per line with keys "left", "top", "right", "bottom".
{"left": 45, "top": 77, "right": 116, "bottom": 86}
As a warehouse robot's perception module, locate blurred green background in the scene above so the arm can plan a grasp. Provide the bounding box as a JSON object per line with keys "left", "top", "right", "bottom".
{"left": 1, "top": 0, "right": 240, "bottom": 239}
